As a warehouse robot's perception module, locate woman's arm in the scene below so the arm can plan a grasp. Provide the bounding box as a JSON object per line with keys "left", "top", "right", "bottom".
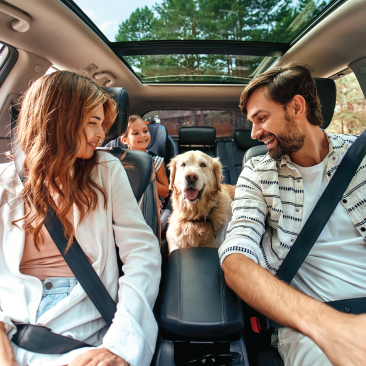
{"left": 156, "top": 165, "right": 170, "bottom": 198}
{"left": 0, "top": 322, "right": 18, "bottom": 366}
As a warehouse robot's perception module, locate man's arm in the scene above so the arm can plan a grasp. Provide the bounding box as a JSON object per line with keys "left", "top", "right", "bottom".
{"left": 222, "top": 253, "right": 366, "bottom": 366}
{"left": 0, "top": 322, "right": 18, "bottom": 366}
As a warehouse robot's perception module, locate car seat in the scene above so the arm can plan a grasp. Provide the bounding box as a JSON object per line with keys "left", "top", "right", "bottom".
{"left": 100, "top": 88, "right": 161, "bottom": 244}
{"left": 216, "top": 130, "right": 263, "bottom": 184}
{"left": 178, "top": 126, "right": 216, "bottom": 156}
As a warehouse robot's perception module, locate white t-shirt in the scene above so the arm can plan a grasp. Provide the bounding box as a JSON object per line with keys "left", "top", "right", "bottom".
{"left": 291, "top": 157, "right": 366, "bottom": 302}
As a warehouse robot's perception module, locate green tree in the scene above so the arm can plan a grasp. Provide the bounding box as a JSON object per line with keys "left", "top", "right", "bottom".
{"left": 114, "top": 0, "right": 335, "bottom": 83}
{"left": 328, "top": 73, "right": 366, "bottom": 135}
{"left": 115, "top": 6, "right": 156, "bottom": 42}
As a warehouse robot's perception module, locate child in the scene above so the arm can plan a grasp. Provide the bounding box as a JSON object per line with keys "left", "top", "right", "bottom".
{"left": 121, "top": 115, "right": 170, "bottom": 210}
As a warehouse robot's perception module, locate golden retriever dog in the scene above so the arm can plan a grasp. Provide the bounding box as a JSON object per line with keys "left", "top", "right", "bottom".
{"left": 167, "top": 150, "right": 235, "bottom": 252}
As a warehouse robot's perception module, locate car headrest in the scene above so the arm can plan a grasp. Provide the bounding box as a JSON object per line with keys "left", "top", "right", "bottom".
{"left": 314, "top": 78, "right": 336, "bottom": 129}
{"left": 147, "top": 123, "right": 169, "bottom": 157}
{"left": 179, "top": 126, "right": 216, "bottom": 146}
{"left": 234, "top": 129, "right": 263, "bottom": 150}
{"left": 103, "top": 87, "right": 129, "bottom": 143}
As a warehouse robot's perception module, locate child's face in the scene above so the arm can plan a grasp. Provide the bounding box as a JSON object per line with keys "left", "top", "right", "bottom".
{"left": 122, "top": 119, "right": 151, "bottom": 151}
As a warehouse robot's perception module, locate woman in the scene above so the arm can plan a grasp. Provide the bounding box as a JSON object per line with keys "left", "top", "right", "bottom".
{"left": 0, "top": 71, "right": 161, "bottom": 366}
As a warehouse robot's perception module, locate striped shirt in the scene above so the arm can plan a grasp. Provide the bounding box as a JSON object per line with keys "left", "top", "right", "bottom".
{"left": 153, "top": 155, "right": 164, "bottom": 174}
{"left": 219, "top": 131, "right": 366, "bottom": 275}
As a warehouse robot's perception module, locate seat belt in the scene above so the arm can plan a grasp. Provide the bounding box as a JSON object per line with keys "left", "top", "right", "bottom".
{"left": 10, "top": 105, "right": 117, "bottom": 354}
{"left": 225, "top": 142, "right": 237, "bottom": 184}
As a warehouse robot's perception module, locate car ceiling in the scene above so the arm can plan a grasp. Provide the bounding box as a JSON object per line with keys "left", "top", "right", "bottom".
{"left": 0, "top": 0, "right": 366, "bottom": 116}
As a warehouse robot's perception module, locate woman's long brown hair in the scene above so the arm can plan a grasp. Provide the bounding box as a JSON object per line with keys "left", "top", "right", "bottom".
{"left": 16, "top": 71, "right": 117, "bottom": 251}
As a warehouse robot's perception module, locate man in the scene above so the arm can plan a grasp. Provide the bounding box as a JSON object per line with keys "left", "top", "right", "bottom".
{"left": 219, "top": 63, "right": 366, "bottom": 366}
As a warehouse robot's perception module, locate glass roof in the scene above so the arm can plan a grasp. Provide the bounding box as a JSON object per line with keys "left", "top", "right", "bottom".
{"left": 123, "top": 54, "right": 277, "bottom": 84}
{"left": 67, "top": 0, "right": 339, "bottom": 83}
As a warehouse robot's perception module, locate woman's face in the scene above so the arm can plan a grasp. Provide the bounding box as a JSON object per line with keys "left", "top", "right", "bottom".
{"left": 122, "top": 119, "right": 151, "bottom": 152}
{"left": 76, "top": 104, "right": 105, "bottom": 159}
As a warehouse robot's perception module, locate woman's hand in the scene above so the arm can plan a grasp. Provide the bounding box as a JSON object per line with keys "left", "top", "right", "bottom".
{"left": 0, "top": 322, "right": 19, "bottom": 366}
{"left": 68, "top": 348, "right": 129, "bottom": 366}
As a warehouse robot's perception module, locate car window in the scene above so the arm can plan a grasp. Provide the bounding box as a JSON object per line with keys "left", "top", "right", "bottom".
{"left": 0, "top": 43, "right": 10, "bottom": 70}
{"left": 143, "top": 109, "right": 251, "bottom": 140}
{"left": 327, "top": 73, "right": 366, "bottom": 135}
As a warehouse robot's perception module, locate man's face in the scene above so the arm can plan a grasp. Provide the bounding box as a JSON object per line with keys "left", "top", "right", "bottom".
{"left": 247, "top": 87, "right": 305, "bottom": 160}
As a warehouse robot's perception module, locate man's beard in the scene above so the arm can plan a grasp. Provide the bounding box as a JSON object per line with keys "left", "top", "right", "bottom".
{"left": 266, "top": 114, "right": 305, "bottom": 160}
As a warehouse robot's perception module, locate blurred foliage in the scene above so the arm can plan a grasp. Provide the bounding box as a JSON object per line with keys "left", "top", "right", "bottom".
{"left": 327, "top": 73, "right": 366, "bottom": 135}
{"left": 115, "top": 0, "right": 331, "bottom": 82}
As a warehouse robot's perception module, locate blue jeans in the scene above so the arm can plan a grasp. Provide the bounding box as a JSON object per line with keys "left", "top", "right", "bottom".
{"left": 36, "top": 277, "right": 78, "bottom": 322}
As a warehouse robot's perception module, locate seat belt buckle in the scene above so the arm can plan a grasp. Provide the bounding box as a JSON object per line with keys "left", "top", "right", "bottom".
{"left": 250, "top": 316, "right": 270, "bottom": 333}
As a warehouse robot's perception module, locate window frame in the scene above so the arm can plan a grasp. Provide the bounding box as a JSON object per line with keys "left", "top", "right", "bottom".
{"left": 0, "top": 42, "right": 19, "bottom": 88}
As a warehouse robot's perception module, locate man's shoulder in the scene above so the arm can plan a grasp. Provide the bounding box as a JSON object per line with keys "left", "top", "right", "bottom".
{"left": 326, "top": 131, "right": 358, "bottom": 152}
{"left": 246, "top": 153, "right": 277, "bottom": 171}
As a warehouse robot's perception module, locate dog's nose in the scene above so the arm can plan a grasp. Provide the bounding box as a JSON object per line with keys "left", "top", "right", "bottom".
{"left": 185, "top": 173, "right": 198, "bottom": 183}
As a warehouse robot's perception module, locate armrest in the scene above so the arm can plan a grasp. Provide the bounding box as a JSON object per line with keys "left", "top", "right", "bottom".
{"left": 160, "top": 247, "right": 244, "bottom": 339}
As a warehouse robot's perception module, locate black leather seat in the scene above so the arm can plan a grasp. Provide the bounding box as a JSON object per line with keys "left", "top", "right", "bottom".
{"left": 178, "top": 126, "right": 216, "bottom": 156}
{"left": 147, "top": 122, "right": 178, "bottom": 167}
{"left": 242, "top": 78, "right": 337, "bottom": 167}
{"left": 216, "top": 130, "right": 263, "bottom": 184}
{"left": 155, "top": 248, "right": 248, "bottom": 366}
{"left": 100, "top": 88, "right": 161, "bottom": 243}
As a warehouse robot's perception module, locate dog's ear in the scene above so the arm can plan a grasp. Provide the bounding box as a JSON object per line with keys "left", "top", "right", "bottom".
{"left": 167, "top": 156, "right": 178, "bottom": 190}
{"left": 212, "top": 157, "right": 223, "bottom": 191}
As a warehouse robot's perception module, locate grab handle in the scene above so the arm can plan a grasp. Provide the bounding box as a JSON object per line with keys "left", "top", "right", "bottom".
{"left": 0, "top": 1, "right": 31, "bottom": 32}
{"left": 94, "top": 72, "right": 116, "bottom": 87}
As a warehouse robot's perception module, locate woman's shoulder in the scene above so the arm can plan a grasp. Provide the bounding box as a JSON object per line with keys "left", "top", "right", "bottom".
{"left": 96, "top": 150, "right": 121, "bottom": 165}
{"left": 0, "top": 161, "right": 17, "bottom": 181}
{"left": 95, "top": 150, "right": 128, "bottom": 179}
{"left": 0, "top": 161, "right": 21, "bottom": 194}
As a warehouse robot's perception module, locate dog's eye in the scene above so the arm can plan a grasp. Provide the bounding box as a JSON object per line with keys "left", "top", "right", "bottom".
{"left": 200, "top": 163, "right": 206, "bottom": 167}
{"left": 181, "top": 162, "right": 186, "bottom": 167}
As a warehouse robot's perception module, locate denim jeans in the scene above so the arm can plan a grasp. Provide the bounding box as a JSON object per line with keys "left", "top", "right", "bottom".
{"left": 36, "top": 277, "right": 78, "bottom": 322}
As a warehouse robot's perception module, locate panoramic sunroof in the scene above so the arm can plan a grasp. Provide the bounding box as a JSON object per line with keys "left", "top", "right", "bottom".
{"left": 122, "top": 54, "right": 276, "bottom": 84}
{"left": 67, "top": 0, "right": 339, "bottom": 83}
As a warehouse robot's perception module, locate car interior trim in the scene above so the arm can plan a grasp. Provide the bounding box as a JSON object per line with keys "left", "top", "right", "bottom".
{"left": 0, "top": 42, "right": 18, "bottom": 88}
{"left": 112, "top": 40, "right": 289, "bottom": 58}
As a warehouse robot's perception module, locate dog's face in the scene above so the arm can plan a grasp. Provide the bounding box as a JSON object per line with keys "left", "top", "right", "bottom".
{"left": 168, "top": 151, "right": 223, "bottom": 203}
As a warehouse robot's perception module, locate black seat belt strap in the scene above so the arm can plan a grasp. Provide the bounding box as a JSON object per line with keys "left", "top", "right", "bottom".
{"left": 226, "top": 142, "right": 237, "bottom": 184}
{"left": 11, "top": 324, "right": 91, "bottom": 354}
{"left": 276, "top": 130, "right": 366, "bottom": 284}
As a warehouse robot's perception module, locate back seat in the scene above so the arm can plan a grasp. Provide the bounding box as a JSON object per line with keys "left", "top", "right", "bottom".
{"left": 178, "top": 126, "right": 216, "bottom": 156}
{"left": 147, "top": 122, "right": 178, "bottom": 167}
{"left": 216, "top": 130, "right": 263, "bottom": 185}
{"left": 106, "top": 122, "right": 177, "bottom": 175}
{"left": 100, "top": 88, "right": 161, "bottom": 244}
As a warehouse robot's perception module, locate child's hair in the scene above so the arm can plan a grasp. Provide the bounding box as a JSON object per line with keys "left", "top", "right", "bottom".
{"left": 121, "top": 115, "right": 145, "bottom": 139}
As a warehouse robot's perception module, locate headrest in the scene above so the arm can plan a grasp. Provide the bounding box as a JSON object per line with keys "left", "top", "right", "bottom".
{"left": 147, "top": 124, "right": 168, "bottom": 157}
{"left": 314, "top": 78, "right": 336, "bottom": 129}
{"left": 179, "top": 126, "right": 216, "bottom": 146}
{"left": 103, "top": 87, "right": 129, "bottom": 143}
{"left": 234, "top": 129, "right": 263, "bottom": 150}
